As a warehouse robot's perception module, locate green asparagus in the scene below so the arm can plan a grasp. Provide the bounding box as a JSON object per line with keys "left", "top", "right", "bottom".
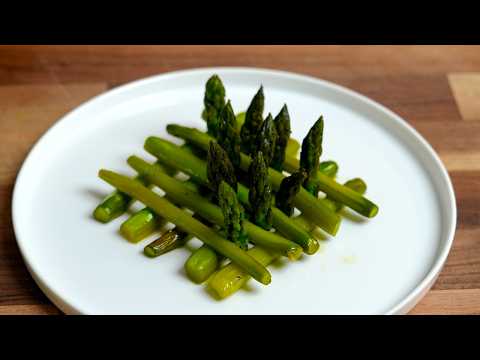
{"left": 142, "top": 139, "right": 316, "bottom": 252}
{"left": 240, "top": 86, "right": 264, "bottom": 154}
{"left": 300, "top": 117, "right": 324, "bottom": 196}
{"left": 99, "top": 169, "right": 271, "bottom": 285}
{"left": 276, "top": 169, "right": 307, "bottom": 217}
{"left": 209, "top": 246, "right": 278, "bottom": 299}
{"left": 217, "top": 101, "right": 242, "bottom": 168}
{"left": 144, "top": 227, "right": 191, "bottom": 257}
{"left": 128, "top": 156, "right": 303, "bottom": 260}
{"left": 218, "top": 181, "right": 249, "bottom": 250}
{"left": 202, "top": 74, "right": 226, "bottom": 138}
{"left": 185, "top": 244, "right": 219, "bottom": 284}
{"left": 166, "top": 124, "right": 377, "bottom": 220}
{"left": 207, "top": 142, "right": 237, "bottom": 194}
{"left": 120, "top": 207, "right": 164, "bottom": 243}
{"left": 161, "top": 129, "right": 341, "bottom": 235}
{"left": 253, "top": 114, "right": 277, "bottom": 167}
{"left": 271, "top": 104, "right": 291, "bottom": 171}
{"left": 248, "top": 152, "right": 273, "bottom": 230}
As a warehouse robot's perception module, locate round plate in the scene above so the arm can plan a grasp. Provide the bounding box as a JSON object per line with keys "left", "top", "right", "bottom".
{"left": 12, "top": 67, "right": 456, "bottom": 314}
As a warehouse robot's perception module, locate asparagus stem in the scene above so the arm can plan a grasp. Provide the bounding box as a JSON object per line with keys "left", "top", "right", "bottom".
{"left": 144, "top": 227, "right": 191, "bottom": 258}
{"left": 208, "top": 246, "right": 278, "bottom": 299}
{"left": 141, "top": 140, "right": 316, "bottom": 253}
{"left": 120, "top": 207, "right": 164, "bottom": 243}
{"left": 166, "top": 124, "right": 378, "bottom": 219}
{"left": 98, "top": 169, "right": 271, "bottom": 285}
{"left": 286, "top": 138, "right": 300, "bottom": 157}
{"left": 209, "top": 178, "right": 368, "bottom": 299}
{"left": 162, "top": 128, "right": 341, "bottom": 235}
{"left": 185, "top": 244, "right": 219, "bottom": 284}
{"left": 128, "top": 156, "right": 303, "bottom": 260}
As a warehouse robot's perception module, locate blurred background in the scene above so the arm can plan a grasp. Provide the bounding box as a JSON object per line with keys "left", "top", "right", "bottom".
{"left": 1, "top": 45, "right": 479, "bottom": 314}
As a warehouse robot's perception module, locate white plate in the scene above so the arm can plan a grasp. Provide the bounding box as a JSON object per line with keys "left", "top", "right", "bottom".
{"left": 12, "top": 67, "right": 456, "bottom": 315}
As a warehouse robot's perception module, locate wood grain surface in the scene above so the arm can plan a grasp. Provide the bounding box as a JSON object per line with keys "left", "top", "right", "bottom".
{"left": 1, "top": 45, "right": 479, "bottom": 315}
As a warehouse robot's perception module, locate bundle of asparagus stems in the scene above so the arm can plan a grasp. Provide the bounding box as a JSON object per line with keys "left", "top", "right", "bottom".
{"left": 94, "top": 75, "right": 379, "bottom": 299}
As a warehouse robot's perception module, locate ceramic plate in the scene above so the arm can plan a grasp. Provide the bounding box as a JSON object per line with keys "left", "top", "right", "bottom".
{"left": 12, "top": 67, "right": 456, "bottom": 314}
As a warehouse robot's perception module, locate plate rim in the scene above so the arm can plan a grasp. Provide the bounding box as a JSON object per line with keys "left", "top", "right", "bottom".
{"left": 11, "top": 66, "right": 457, "bottom": 314}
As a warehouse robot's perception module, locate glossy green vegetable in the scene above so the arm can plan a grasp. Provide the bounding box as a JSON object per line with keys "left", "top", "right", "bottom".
{"left": 272, "top": 104, "right": 291, "bottom": 171}
{"left": 253, "top": 113, "right": 277, "bottom": 167}
{"left": 209, "top": 246, "right": 278, "bottom": 299}
{"left": 300, "top": 117, "right": 324, "bottom": 196}
{"left": 276, "top": 169, "right": 307, "bottom": 217}
{"left": 248, "top": 151, "right": 273, "bottom": 230}
{"left": 162, "top": 128, "right": 341, "bottom": 235}
{"left": 98, "top": 169, "right": 271, "bottom": 285}
{"left": 144, "top": 227, "right": 191, "bottom": 257}
{"left": 143, "top": 139, "right": 314, "bottom": 251}
{"left": 240, "top": 86, "right": 264, "bottom": 154}
{"left": 207, "top": 141, "right": 237, "bottom": 194}
{"left": 217, "top": 101, "right": 242, "bottom": 168}
{"left": 128, "top": 156, "right": 303, "bottom": 260}
{"left": 218, "top": 181, "right": 249, "bottom": 250}
{"left": 167, "top": 124, "right": 377, "bottom": 219}
{"left": 202, "top": 74, "right": 226, "bottom": 138}
{"left": 185, "top": 244, "right": 219, "bottom": 284}
{"left": 120, "top": 207, "right": 163, "bottom": 243}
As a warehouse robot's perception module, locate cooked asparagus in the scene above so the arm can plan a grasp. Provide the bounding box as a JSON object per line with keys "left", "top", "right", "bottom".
{"left": 98, "top": 169, "right": 271, "bottom": 285}
{"left": 127, "top": 156, "right": 303, "bottom": 260}
{"left": 271, "top": 104, "right": 291, "bottom": 171}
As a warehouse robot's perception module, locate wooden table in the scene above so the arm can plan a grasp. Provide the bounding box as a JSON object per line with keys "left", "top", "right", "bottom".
{"left": 1, "top": 45, "right": 479, "bottom": 315}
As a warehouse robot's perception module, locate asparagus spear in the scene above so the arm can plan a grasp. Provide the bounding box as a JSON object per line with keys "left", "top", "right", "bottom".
{"left": 142, "top": 140, "right": 317, "bottom": 253}
{"left": 160, "top": 129, "right": 341, "bottom": 235}
{"left": 120, "top": 180, "right": 203, "bottom": 243}
{"left": 128, "top": 156, "right": 303, "bottom": 260}
{"left": 240, "top": 86, "right": 264, "bottom": 154}
{"left": 218, "top": 181, "right": 249, "bottom": 250}
{"left": 272, "top": 105, "right": 291, "bottom": 171}
{"left": 120, "top": 208, "right": 164, "bottom": 243}
{"left": 300, "top": 117, "right": 324, "bottom": 196}
{"left": 209, "top": 246, "right": 278, "bottom": 299}
{"left": 253, "top": 114, "right": 277, "bottom": 167}
{"left": 248, "top": 152, "right": 273, "bottom": 230}
{"left": 207, "top": 142, "right": 237, "bottom": 195}
{"left": 144, "top": 227, "right": 191, "bottom": 257}
{"left": 217, "top": 101, "right": 242, "bottom": 168}
{"left": 98, "top": 169, "right": 271, "bottom": 285}
{"left": 209, "top": 177, "right": 368, "bottom": 299}
{"left": 185, "top": 244, "right": 219, "bottom": 284}
{"left": 166, "top": 124, "right": 377, "bottom": 220}
{"left": 202, "top": 74, "right": 226, "bottom": 138}
{"left": 276, "top": 169, "right": 308, "bottom": 217}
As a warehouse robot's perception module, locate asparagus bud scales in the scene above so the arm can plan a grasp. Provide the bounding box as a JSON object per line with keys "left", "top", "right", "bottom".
{"left": 240, "top": 86, "right": 264, "bottom": 154}
{"left": 276, "top": 169, "right": 308, "bottom": 217}
{"left": 272, "top": 104, "right": 292, "bottom": 171}
{"left": 202, "top": 74, "right": 226, "bottom": 138}
{"left": 218, "top": 100, "right": 242, "bottom": 168}
{"left": 248, "top": 151, "right": 273, "bottom": 230}
{"left": 218, "top": 181, "right": 249, "bottom": 250}
{"left": 300, "top": 116, "right": 324, "bottom": 196}
{"left": 98, "top": 169, "right": 271, "bottom": 285}
{"left": 207, "top": 141, "right": 237, "bottom": 194}
{"left": 254, "top": 113, "right": 278, "bottom": 167}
